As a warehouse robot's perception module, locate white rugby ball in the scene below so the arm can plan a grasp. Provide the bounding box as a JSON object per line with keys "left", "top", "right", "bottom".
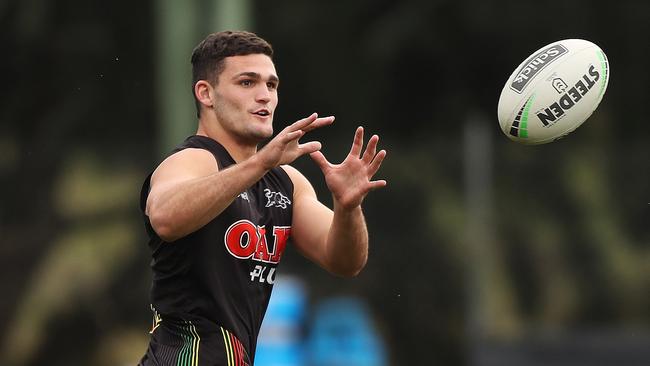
{"left": 497, "top": 39, "right": 609, "bottom": 144}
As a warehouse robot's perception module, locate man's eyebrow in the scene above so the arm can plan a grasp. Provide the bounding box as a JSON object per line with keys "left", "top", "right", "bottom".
{"left": 233, "top": 72, "right": 279, "bottom": 83}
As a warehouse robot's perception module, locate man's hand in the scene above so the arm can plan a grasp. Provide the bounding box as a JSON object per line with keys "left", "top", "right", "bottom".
{"left": 309, "top": 126, "right": 387, "bottom": 209}
{"left": 256, "top": 113, "right": 334, "bottom": 170}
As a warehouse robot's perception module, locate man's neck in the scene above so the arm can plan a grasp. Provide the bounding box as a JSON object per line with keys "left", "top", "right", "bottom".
{"left": 196, "top": 119, "right": 258, "bottom": 163}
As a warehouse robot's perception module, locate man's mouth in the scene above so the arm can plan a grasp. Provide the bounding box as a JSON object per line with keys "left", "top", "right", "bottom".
{"left": 252, "top": 109, "right": 270, "bottom": 117}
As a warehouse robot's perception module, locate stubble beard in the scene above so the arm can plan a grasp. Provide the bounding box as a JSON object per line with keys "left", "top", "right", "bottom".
{"left": 213, "top": 99, "right": 273, "bottom": 146}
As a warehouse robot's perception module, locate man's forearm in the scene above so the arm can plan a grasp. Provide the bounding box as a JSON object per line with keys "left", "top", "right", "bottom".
{"left": 324, "top": 203, "right": 369, "bottom": 277}
{"left": 149, "top": 155, "right": 268, "bottom": 241}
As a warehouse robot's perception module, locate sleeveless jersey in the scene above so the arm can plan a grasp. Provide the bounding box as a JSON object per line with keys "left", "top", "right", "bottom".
{"left": 139, "top": 135, "right": 294, "bottom": 365}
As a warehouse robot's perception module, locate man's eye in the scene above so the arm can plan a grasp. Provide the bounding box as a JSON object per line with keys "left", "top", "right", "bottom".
{"left": 267, "top": 82, "right": 278, "bottom": 90}
{"left": 240, "top": 80, "right": 253, "bottom": 87}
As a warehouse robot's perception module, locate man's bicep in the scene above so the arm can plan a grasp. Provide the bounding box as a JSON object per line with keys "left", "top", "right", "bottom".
{"left": 146, "top": 148, "right": 218, "bottom": 214}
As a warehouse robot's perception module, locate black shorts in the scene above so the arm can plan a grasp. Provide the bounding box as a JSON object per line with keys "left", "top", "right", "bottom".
{"left": 138, "top": 320, "right": 251, "bottom": 366}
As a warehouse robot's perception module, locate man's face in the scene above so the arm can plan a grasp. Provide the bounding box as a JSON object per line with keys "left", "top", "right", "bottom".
{"left": 212, "top": 54, "right": 279, "bottom": 144}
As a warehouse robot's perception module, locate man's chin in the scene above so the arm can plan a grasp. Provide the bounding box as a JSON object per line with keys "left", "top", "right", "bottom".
{"left": 243, "top": 129, "right": 273, "bottom": 145}
{"left": 256, "top": 125, "right": 274, "bottom": 140}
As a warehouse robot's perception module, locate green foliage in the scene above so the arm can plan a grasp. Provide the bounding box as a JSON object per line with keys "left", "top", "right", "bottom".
{"left": 1, "top": 0, "right": 648, "bottom": 365}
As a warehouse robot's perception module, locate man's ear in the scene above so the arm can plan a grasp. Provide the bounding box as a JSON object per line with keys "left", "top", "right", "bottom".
{"left": 194, "top": 80, "right": 214, "bottom": 109}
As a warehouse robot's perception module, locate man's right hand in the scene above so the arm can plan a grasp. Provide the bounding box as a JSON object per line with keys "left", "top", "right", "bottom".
{"left": 255, "top": 113, "right": 335, "bottom": 170}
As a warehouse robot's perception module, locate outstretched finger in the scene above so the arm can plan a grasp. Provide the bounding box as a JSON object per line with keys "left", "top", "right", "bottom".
{"left": 281, "top": 130, "right": 305, "bottom": 144}
{"left": 368, "top": 179, "right": 387, "bottom": 190}
{"left": 362, "top": 135, "right": 379, "bottom": 164}
{"left": 298, "top": 141, "right": 322, "bottom": 156}
{"left": 348, "top": 126, "right": 364, "bottom": 158}
{"left": 287, "top": 113, "right": 318, "bottom": 133}
{"left": 368, "top": 149, "right": 387, "bottom": 177}
{"left": 302, "top": 116, "right": 335, "bottom": 133}
{"left": 309, "top": 151, "right": 332, "bottom": 172}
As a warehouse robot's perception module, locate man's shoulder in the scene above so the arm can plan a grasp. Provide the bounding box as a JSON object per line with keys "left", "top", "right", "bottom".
{"left": 278, "top": 164, "right": 303, "bottom": 181}
{"left": 160, "top": 147, "right": 218, "bottom": 171}
{"left": 279, "top": 164, "right": 315, "bottom": 197}
{"left": 151, "top": 148, "right": 219, "bottom": 186}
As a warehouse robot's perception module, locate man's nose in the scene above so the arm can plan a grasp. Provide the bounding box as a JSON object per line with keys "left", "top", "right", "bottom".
{"left": 255, "top": 86, "right": 271, "bottom": 103}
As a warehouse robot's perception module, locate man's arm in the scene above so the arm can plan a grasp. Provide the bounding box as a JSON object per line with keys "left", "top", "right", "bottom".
{"left": 146, "top": 113, "right": 334, "bottom": 242}
{"left": 285, "top": 127, "right": 387, "bottom": 277}
{"left": 146, "top": 148, "right": 267, "bottom": 241}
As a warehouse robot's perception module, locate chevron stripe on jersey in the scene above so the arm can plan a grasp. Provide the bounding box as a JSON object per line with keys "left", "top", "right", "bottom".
{"left": 220, "top": 327, "right": 250, "bottom": 366}
{"left": 176, "top": 321, "right": 200, "bottom": 366}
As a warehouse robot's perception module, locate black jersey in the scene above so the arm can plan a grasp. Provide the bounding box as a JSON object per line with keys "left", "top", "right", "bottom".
{"left": 139, "top": 135, "right": 294, "bottom": 365}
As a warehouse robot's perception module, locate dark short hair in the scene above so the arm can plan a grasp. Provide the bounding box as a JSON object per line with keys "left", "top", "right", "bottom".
{"left": 191, "top": 30, "right": 274, "bottom": 117}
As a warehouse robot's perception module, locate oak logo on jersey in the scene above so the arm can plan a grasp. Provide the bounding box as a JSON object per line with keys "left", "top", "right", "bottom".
{"left": 224, "top": 220, "right": 290, "bottom": 264}
{"left": 264, "top": 188, "right": 291, "bottom": 209}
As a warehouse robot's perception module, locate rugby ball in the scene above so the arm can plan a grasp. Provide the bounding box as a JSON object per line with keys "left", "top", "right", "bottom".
{"left": 497, "top": 39, "right": 609, "bottom": 144}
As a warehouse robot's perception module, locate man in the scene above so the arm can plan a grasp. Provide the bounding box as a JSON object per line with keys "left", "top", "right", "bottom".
{"left": 138, "top": 30, "right": 387, "bottom": 366}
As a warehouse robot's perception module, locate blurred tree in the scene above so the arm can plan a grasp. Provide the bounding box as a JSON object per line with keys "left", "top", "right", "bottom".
{"left": 0, "top": 0, "right": 155, "bottom": 364}
{"left": 1, "top": 0, "right": 648, "bottom": 365}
